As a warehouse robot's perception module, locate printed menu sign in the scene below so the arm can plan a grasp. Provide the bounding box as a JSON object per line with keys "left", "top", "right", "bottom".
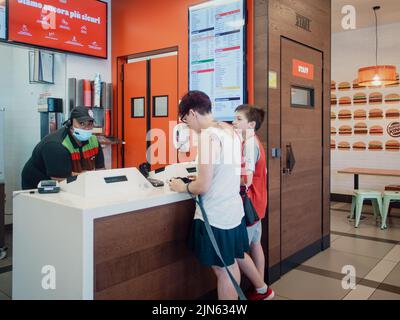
{"left": 189, "top": 0, "right": 245, "bottom": 121}
{"left": 0, "top": 0, "right": 6, "bottom": 40}
{"left": 8, "top": 0, "right": 107, "bottom": 58}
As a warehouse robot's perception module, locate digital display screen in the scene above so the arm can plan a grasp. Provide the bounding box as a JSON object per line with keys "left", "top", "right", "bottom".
{"left": 0, "top": 0, "right": 6, "bottom": 40}
{"left": 154, "top": 167, "right": 166, "bottom": 174}
{"left": 291, "top": 86, "right": 314, "bottom": 108}
{"left": 8, "top": 0, "right": 107, "bottom": 58}
{"left": 186, "top": 167, "right": 197, "bottom": 173}
{"left": 189, "top": 0, "right": 246, "bottom": 121}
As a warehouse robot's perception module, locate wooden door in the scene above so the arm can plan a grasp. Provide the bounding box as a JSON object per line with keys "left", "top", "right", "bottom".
{"left": 281, "top": 38, "right": 323, "bottom": 264}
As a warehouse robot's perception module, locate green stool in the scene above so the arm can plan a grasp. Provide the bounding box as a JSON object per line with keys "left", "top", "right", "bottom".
{"left": 349, "top": 190, "right": 383, "bottom": 228}
{"left": 381, "top": 191, "right": 400, "bottom": 230}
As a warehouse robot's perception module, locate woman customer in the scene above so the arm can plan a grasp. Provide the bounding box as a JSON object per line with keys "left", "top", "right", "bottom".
{"left": 169, "top": 91, "right": 273, "bottom": 300}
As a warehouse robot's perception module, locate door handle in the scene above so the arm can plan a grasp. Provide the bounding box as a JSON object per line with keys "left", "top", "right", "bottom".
{"left": 283, "top": 143, "right": 296, "bottom": 175}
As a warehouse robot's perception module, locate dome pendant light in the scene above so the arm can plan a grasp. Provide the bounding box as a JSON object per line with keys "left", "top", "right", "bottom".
{"left": 357, "top": 6, "right": 397, "bottom": 87}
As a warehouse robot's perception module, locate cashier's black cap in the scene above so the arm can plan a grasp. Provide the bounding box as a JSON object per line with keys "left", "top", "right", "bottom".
{"left": 69, "top": 106, "right": 95, "bottom": 123}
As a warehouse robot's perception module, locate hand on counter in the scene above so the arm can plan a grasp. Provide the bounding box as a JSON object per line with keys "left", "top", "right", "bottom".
{"left": 71, "top": 171, "right": 87, "bottom": 176}
{"left": 168, "top": 178, "right": 187, "bottom": 193}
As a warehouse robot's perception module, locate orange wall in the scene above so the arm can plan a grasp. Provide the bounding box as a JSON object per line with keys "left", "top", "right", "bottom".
{"left": 112, "top": 0, "right": 254, "bottom": 166}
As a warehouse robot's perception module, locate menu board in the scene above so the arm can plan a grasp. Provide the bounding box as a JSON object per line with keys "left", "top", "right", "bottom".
{"left": 8, "top": 0, "right": 107, "bottom": 58}
{"left": 0, "top": 0, "right": 6, "bottom": 40}
{"left": 189, "top": 0, "right": 246, "bottom": 121}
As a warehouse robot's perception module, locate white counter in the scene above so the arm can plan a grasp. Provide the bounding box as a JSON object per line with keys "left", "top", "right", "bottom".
{"left": 12, "top": 168, "right": 192, "bottom": 300}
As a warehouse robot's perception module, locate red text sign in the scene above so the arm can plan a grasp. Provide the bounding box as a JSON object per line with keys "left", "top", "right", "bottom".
{"left": 293, "top": 59, "right": 314, "bottom": 80}
{"left": 9, "top": 0, "right": 107, "bottom": 58}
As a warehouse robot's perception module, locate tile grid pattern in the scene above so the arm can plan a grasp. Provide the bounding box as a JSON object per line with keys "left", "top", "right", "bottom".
{"left": 271, "top": 202, "right": 400, "bottom": 300}
{"left": 0, "top": 227, "right": 12, "bottom": 300}
{"left": 1, "top": 202, "right": 400, "bottom": 300}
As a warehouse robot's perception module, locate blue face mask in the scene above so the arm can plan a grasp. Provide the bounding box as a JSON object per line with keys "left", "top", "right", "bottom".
{"left": 72, "top": 127, "right": 93, "bottom": 142}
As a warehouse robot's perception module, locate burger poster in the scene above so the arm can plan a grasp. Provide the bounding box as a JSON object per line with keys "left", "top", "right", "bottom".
{"left": 331, "top": 78, "right": 400, "bottom": 153}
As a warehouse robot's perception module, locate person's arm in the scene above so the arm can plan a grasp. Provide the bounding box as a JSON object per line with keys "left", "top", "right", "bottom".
{"left": 169, "top": 130, "right": 217, "bottom": 195}
{"left": 50, "top": 177, "right": 67, "bottom": 182}
{"left": 241, "top": 139, "right": 259, "bottom": 187}
{"left": 241, "top": 172, "right": 254, "bottom": 187}
{"left": 42, "top": 142, "right": 72, "bottom": 181}
{"left": 95, "top": 142, "right": 105, "bottom": 169}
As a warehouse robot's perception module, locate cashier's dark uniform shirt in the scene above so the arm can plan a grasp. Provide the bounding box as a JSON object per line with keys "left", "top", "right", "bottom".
{"left": 21, "top": 126, "right": 105, "bottom": 190}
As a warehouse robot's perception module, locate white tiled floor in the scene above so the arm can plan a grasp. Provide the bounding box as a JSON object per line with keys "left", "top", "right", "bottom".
{"left": 331, "top": 236, "right": 395, "bottom": 259}
{"left": 1, "top": 202, "right": 399, "bottom": 300}
{"left": 271, "top": 202, "right": 400, "bottom": 300}
{"left": 0, "top": 271, "right": 12, "bottom": 298}
{"left": 384, "top": 245, "right": 400, "bottom": 263}
{"left": 302, "top": 248, "right": 381, "bottom": 278}
{"left": 0, "top": 290, "right": 9, "bottom": 301}
{"left": 271, "top": 269, "right": 352, "bottom": 300}
{"left": 369, "top": 289, "right": 400, "bottom": 300}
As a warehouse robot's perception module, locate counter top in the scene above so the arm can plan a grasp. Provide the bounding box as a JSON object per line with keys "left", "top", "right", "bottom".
{"left": 14, "top": 184, "right": 192, "bottom": 220}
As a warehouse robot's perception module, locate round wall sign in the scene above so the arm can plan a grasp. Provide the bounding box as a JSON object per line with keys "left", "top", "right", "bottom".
{"left": 387, "top": 122, "right": 400, "bottom": 138}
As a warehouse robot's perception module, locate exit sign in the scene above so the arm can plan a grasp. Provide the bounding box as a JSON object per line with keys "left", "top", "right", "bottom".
{"left": 293, "top": 59, "right": 314, "bottom": 80}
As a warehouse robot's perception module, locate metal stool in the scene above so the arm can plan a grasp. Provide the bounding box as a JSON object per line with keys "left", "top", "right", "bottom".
{"left": 381, "top": 191, "right": 400, "bottom": 229}
{"left": 349, "top": 190, "right": 383, "bottom": 228}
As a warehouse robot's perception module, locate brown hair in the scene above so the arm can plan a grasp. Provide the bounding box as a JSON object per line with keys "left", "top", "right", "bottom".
{"left": 235, "top": 104, "right": 265, "bottom": 131}
{"left": 179, "top": 91, "right": 212, "bottom": 120}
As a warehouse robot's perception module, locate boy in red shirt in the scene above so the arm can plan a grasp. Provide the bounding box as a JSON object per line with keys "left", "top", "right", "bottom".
{"left": 233, "top": 105, "right": 268, "bottom": 287}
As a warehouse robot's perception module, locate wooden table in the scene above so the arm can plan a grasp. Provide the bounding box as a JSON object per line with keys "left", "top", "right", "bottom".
{"left": 337, "top": 168, "right": 400, "bottom": 190}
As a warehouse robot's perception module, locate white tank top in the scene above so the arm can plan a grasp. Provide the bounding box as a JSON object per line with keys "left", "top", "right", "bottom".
{"left": 194, "top": 126, "right": 245, "bottom": 229}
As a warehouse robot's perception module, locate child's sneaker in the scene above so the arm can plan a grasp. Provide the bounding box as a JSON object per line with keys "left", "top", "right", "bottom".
{"left": 247, "top": 287, "right": 275, "bottom": 300}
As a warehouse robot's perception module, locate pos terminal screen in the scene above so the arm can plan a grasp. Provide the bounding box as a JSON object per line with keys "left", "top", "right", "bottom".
{"left": 186, "top": 167, "right": 197, "bottom": 174}
{"left": 104, "top": 176, "right": 128, "bottom": 184}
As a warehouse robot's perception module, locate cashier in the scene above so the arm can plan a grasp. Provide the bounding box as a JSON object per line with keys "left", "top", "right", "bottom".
{"left": 21, "top": 107, "right": 105, "bottom": 190}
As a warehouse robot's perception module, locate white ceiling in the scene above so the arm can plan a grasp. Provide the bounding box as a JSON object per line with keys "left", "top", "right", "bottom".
{"left": 332, "top": 0, "right": 400, "bottom": 33}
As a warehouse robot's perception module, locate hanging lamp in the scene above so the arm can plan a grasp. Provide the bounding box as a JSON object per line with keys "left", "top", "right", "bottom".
{"left": 357, "top": 6, "right": 397, "bottom": 87}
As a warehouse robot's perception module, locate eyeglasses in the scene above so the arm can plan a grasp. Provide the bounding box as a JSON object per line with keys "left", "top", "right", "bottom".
{"left": 180, "top": 112, "right": 188, "bottom": 123}
{"left": 180, "top": 108, "right": 195, "bottom": 123}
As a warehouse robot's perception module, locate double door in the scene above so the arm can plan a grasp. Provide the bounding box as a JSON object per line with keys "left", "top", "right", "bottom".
{"left": 123, "top": 53, "right": 178, "bottom": 169}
